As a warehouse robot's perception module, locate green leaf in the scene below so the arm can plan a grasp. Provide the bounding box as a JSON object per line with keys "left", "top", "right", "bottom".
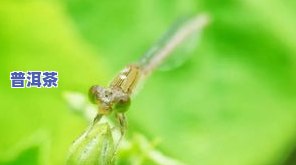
{"left": 67, "top": 123, "right": 114, "bottom": 165}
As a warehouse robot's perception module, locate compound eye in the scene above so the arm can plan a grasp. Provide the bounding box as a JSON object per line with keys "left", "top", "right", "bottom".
{"left": 114, "top": 95, "right": 130, "bottom": 113}
{"left": 88, "top": 85, "right": 103, "bottom": 104}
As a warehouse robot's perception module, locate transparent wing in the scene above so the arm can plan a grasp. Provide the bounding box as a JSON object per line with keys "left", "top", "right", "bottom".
{"left": 137, "top": 14, "right": 209, "bottom": 76}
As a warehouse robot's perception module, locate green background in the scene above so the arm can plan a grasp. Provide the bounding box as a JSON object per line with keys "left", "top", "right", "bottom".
{"left": 0, "top": 0, "right": 296, "bottom": 164}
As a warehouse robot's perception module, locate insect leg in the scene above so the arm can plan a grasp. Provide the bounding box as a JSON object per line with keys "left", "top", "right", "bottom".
{"left": 111, "top": 113, "right": 127, "bottom": 161}
{"left": 93, "top": 113, "right": 103, "bottom": 124}
{"left": 117, "top": 113, "right": 127, "bottom": 135}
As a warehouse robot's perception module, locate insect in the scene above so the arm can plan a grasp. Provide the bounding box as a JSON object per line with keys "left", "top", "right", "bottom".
{"left": 89, "top": 14, "right": 209, "bottom": 142}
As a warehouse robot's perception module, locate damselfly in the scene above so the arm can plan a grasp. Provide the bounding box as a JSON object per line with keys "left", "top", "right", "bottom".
{"left": 89, "top": 14, "right": 209, "bottom": 139}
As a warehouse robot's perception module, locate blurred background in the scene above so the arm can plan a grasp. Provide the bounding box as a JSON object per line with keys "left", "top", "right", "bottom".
{"left": 0, "top": 0, "right": 296, "bottom": 165}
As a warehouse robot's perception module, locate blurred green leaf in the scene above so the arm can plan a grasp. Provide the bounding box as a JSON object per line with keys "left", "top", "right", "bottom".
{"left": 0, "top": 147, "right": 39, "bottom": 165}
{"left": 0, "top": 0, "right": 106, "bottom": 164}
